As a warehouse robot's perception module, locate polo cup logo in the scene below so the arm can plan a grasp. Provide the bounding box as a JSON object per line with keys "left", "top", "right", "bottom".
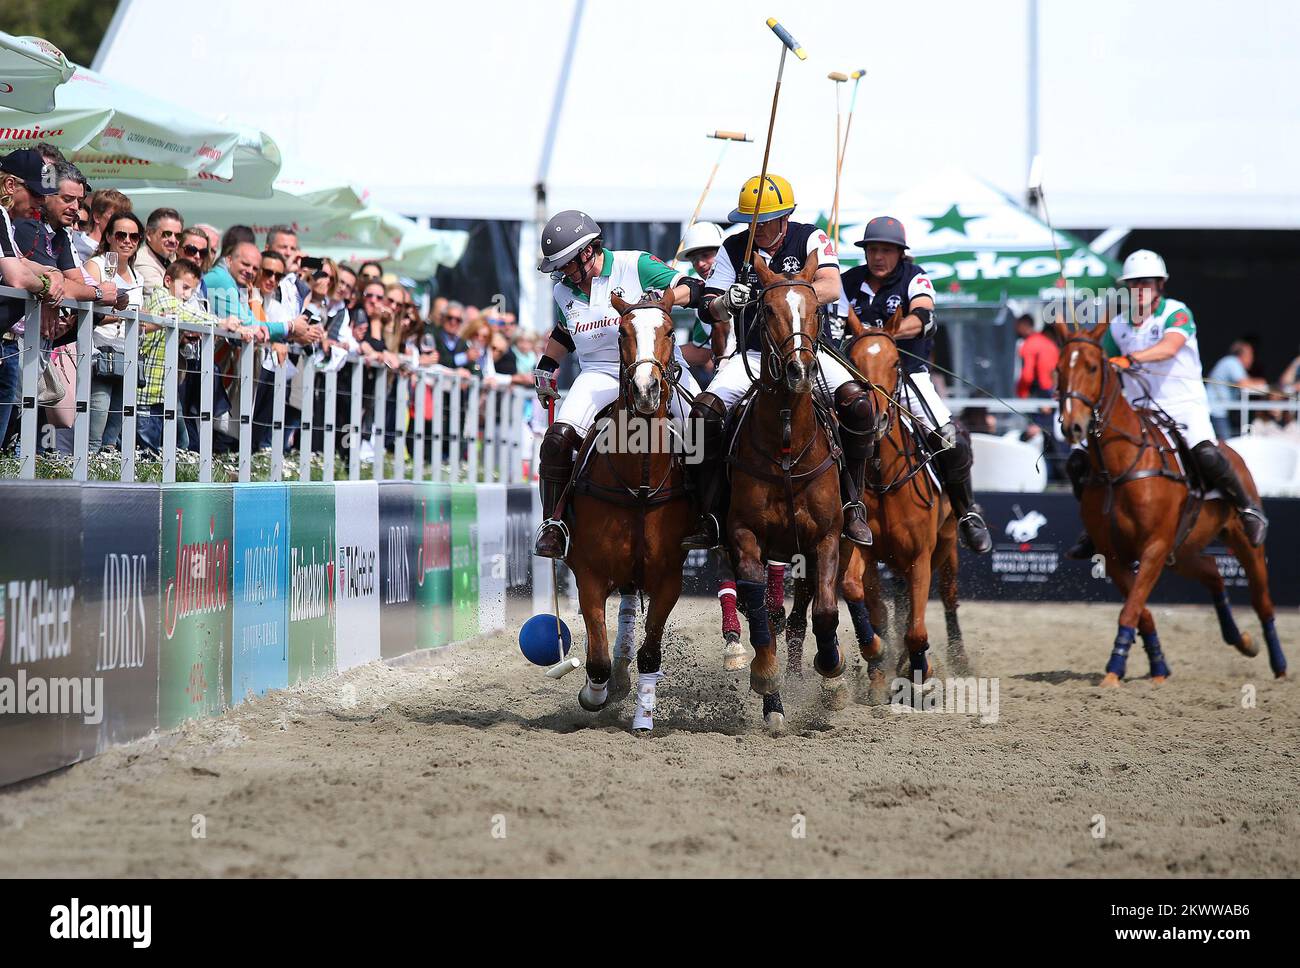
{"left": 1005, "top": 506, "right": 1048, "bottom": 543}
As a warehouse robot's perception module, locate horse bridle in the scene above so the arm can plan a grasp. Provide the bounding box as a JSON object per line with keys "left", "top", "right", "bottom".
{"left": 616, "top": 302, "right": 687, "bottom": 411}
{"left": 1059, "top": 336, "right": 1121, "bottom": 438}
{"left": 739, "top": 279, "right": 821, "bottom": 389}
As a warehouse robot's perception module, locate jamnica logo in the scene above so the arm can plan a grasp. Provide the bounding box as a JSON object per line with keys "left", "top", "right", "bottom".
{"left": 196, "top": 143, "right": 221, "bottom": 161}
{"left": 101, "top": 126, "right": 126, "bottom": 140}
{"left": 163, "top": 509, "right": 230, "bottom": 639}
{"left": 415, "top": 500, "right": 450, "bottom": 586}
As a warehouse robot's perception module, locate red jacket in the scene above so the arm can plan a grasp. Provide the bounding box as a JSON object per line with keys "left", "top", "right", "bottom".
{"left": 1016, "top": 331, "right": 1059, "bottom": 397}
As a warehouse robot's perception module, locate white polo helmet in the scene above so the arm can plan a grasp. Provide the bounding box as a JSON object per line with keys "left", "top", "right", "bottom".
{"left": 1118, "top": 249, "right": 1168, "bottom": 282}
{"left": 679, "top": 221, "right": 723, "bottom": 258}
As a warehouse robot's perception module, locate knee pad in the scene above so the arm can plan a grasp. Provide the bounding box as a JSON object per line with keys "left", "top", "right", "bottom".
{"left": 690, "top": 391, "right": 727, "bottom": 449}
{"left": 835, "top": 381, "right": 876, "bottom": 459}
{"left": 935, "top": 421, "right": 971, "bottom": 470}
{"left": 539, "top": 422, "right": 582, "bottom": 480}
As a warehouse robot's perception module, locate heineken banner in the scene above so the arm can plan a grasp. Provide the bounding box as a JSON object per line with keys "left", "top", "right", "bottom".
{"left": 159, "top": 485, "right": 234, "bottom": 729}
{"left": 287, "top": 484, "right": 336, "bottom": 683}
{"left": 378, "top": 483, "right": 417, "bottom": 660}
{"left": 231, "top": 484, "right": 289, "bottom": 702}
{"left": 80, "top": 484, "right": 160, "bottom": 749}
{"left": 334, "top": 482, "right": 381, "bottom": 671}
{"left": 0, "top": 483, "right": 90, "bottom": 786}
{"left": 477, "top": 484, "right": 507, "bottom": 635}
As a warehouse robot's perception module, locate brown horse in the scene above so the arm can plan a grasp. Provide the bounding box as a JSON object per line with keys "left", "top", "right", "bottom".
{"left": 1056, "top": 322, "right": 1287, "bottom": 684}
{"left": 785, "top": 308, "right": 967, "bottom": 691}
{"left": 727, "top": 255, "right": 848, "bottom": 733}
{"left": 564, "top": 290, "right": 693, "bottom": 730}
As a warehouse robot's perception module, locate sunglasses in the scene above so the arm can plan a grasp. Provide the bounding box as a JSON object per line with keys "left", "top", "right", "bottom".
{"left": 446, "top": 315, "right": 463, "bottom": 323}
{"left": 261, "top": 267, "right": 286, "bottom": 282}
{"left": 364, "top": 292, "right": 385, "bottom": 301}
{"left": 157, "top": 229, "right": 182, "bottom": 240}
{"left": 313, "top": 270, "right": 336, "bottom": 282}
{"left": 183, "top": 243, "right": 209, "bottom": 259}
{"left": 113, "top": 231, "right": 141, "bottom": 243}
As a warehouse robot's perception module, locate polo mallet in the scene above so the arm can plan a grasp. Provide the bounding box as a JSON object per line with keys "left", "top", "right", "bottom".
{"left": 543, "top": 395, "right": 581, "bottom": 678}
{"left": 674, "top": 131, "right": 752, "bottom": 262}
{"left": 827, "top": 72, "right": 849, "bottom": 252}
{"left": 740, "top": 18, "right": 807, "bottom": 275}
{"left": 1027, "top": 155, "right": 1077, "bottom": 331}
{"left": 831, "top": 69, "right": 866, "bottom": 251}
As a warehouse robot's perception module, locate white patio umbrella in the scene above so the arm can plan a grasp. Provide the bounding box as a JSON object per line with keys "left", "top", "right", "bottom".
{"left": 0, "top": 32, "right": 74, "bottom": 114}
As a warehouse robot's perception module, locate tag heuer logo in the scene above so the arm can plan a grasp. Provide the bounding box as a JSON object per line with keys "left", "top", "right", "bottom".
{"left": 780, "top": 256, "right": 801, "bottom": 273}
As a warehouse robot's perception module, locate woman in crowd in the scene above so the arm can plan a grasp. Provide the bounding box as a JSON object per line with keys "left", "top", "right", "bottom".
{"left": 84, "top": 211, "right": 147, "bottom": 454}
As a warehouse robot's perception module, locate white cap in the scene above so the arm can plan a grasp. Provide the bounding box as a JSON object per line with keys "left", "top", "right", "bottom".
{"left": 679, "top": 221, "right": 724, "bottom": 258}
{"left": 1119, "top": 249, "right": 1168, "bottom": 282}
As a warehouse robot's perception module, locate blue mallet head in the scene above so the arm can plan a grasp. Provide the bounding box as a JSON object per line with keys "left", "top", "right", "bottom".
{"left": 519, "top": 614, "right": 572, "bottom": 666}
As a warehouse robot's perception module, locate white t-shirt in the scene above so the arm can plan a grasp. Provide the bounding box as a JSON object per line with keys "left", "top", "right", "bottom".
{"left": 89, "top": 255, "right": 144, "bottom": 353}
{"left": 1104, "top": 297, "right": 1208, "bottom": 410}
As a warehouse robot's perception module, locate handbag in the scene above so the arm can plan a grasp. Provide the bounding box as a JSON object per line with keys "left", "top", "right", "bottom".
{"left": 94, "top": 348, "right": 126, "bottom": 378}
{"left": 40, "top": 345, "right": 78, "bottom": 429}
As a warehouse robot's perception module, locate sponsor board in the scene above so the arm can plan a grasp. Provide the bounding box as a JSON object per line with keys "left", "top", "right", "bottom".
{"left": 378, "top": 483, "right": 417, "bottom": 659}
{"left": 415, "top": 482, "right": 452, "bottom": 649}
{"left": 231, "top": 485, "right": 289, "bottom": 701}
{"left": 476, "top": 484, "right": 507, "bottom": 635}
{"left": 334, "top": 482, "right": 381, "bottom": 670}
{"left": 159, "top": 485, "right": 233, "bottom": 729}
{"left": 79, "top": 485, "right": 160, "bottom": 748}
{"left": 287, "top": 484, "right": 336, "bottom": 682}
{"left": 452, "top": 484, "right": 479, "bottom": 643}
{"left": 505, "top": 484, "right": 536, "bottom": 625}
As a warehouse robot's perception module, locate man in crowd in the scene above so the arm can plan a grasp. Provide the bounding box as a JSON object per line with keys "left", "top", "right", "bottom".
{"left": 135, "top": 207, "right": 185, "bottom": 294}
{"left": 1014, "top": 313, "right": 1062, "bottom": 477}
{"left": 1207, "top": 339, "right": 1268, "bottom": 439}
{"left": 267, "top": 225, "right": 306, "bottom": 315}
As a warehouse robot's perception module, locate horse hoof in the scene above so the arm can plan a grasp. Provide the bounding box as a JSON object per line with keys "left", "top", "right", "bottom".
{"left": 750, "top": 668, "right": 782, "bottom": 696}
{"left": 820, "top": 675, "right": 848, "bottom": 711}
{"left": 860, "top": 633, "right": 884, "bottom": 662}
{"left": 1151, "top": 675, "right": 1167, "bottom": 685}
{"left": 723, "top": 641, "right": 748, "bottom": 671}
{"left": 764, "top": 712, "right": 786, "bottom": 735}
{"left": 1100, "top": 672, "right": 1122, "bottom": 688}
{"left": 610, "top": 657, "right": 633, "bottom": 699}
{"left": 578, "top": 680, "right": 609, "bottom": 711}
{"left": 1234, "top": 632, "right": 1259, "bottom": 658}
{"left": 814, "top": 649, "right": 846, "bottom": 680}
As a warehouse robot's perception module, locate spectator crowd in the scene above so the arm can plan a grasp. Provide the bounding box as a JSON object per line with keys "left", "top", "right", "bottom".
{"left": 0, "top": 145, "right": 540, "bottom": 465}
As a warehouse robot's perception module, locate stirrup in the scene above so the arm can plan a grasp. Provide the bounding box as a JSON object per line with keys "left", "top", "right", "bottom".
{"left": 958, "top": 510, "right": 992, "bottom": 554}
{"left": 682, "top": 513, "right": 721, "bottom": 550}
{"left": 534, "top": 518, "right": 571, "bottom": 558}
{"left": 841, "top": 502, "right": 873, "bottom": 547}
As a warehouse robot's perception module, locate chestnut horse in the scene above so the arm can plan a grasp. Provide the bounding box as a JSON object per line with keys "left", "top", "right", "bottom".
{"left": 1056, "top": 322, "right": 1287, "bottom": 684}
{"left": 564, "top": 290, "right": 693, "bottom": 731}
{"left": 727, "top": 255, "right": 847, "bottom": 733}
{"left": 784, "top": 308, "right": 967, "bottom": 692}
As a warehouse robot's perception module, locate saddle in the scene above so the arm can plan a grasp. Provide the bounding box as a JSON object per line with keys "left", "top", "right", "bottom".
{"left": 723, "top": 382, "right": 843, "bottom": 488}
{"left": 566, "top": 401, "right": 688, "bottom": 511}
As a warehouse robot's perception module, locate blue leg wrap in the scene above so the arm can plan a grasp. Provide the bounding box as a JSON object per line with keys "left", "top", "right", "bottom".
{"left": 1141, "top": 630, "right": 1171, "bottom": 680}
{"left": 762, "top": 692, "right": 784, "bottom": 717}
{"left": 737, "top": 580, "right": 769, "bottom": 647}
{"left": 1213, "top": 592, "right": 1241, "bottom": 647}
{"left": 1106, "top": 625, "right": 1135, "bottom": 678}
{"left": 845, "top": 598, "right": 874, "bottom": 650}
{"left": 1263, "top": 617, "right": 1287, "bottom": 678}
{"left": 909, "top": 646, "right": 929, "bottom": 677}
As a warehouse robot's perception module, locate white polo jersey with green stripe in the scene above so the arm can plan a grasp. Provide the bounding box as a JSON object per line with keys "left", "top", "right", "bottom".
{"left": 1103, "top": 297, "right": 1208, "bottom": 409}
{"left": 553, "top": 249, "right": 682, "bottom": 373}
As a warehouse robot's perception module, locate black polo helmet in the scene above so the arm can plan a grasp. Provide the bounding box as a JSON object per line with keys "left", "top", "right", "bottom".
{"left": 854, "top": 215, "right": 908, "bottom": 250}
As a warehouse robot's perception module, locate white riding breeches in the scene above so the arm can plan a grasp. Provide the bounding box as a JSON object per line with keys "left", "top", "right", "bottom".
{"left": 1144, "top": 398, "right": 1216, "bottom": 448}
{"left": 706, "top": 349, "right": 858, "bottom": 411}
{"left": 555, "top": 358, "right": 699, "bottom": 436}
{"left": 897, "top": 369, "right": 952, "bottom": 432}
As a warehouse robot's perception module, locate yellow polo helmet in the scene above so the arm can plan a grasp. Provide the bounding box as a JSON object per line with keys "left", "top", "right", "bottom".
{"left": 728, "top": 174, "right": 796, "bottom": 223}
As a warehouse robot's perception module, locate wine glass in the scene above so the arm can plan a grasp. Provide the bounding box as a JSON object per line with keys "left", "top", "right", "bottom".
{"left": 104, "top": 251, "right": 119, "bottom": 277}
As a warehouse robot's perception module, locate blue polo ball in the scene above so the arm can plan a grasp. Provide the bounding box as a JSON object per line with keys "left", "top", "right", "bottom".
{"left": 519, "top": 614, "right": 572, "bottom": 666}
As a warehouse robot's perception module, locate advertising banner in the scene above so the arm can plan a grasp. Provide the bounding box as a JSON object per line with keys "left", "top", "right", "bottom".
{"left": 452, "top": 484, "right": 479, "bottom": 643}
{"left": 378, "top": 483, "right": 417, "bottom": 659}
{"left": 0, "top": 483, "right": 89, "bottom": 786}
{"left": 159, "top": 485, "right": 233, "bottom": 729}
{"left": 476, "top": 484, "right": 507, "bottom": 635}
{"left": 415, "top": 482, "right": 452, "bottom": 649}
{"left": 231, "top": 484, "right": 289, "bottom": 702}
{"left": 505, "top": 484, "right": 536, "bottom": 626}
{"left": 287, "top": 483, "right": 336, "bottom": 683}
{"left": 79, "top": 484, "right": 160, "bottom": 749}
{"left": 334, "top": 482, "right": 381, "bottom": 670}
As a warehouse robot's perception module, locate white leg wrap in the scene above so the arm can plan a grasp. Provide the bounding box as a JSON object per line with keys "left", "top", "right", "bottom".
{"left": 580, "top": 676, "right": 608, "bottom": 709}
{"left": 614, "top": 594, "right": 638, "bottom": 659}
{"left": 632, "top": 671, "right": 664, "bottom": 731}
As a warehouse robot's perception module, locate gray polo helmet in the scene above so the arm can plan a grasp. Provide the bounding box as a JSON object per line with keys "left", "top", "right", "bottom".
{"left": 854, "top": 215, "right": 909, "bottom": 250}
{"left": 537, "top": 210, "right": 602, "bottom": 273}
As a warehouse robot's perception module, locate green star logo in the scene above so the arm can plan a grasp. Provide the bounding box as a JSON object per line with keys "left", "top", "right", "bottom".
{"left": 922, "top": 204, "right": 982, "bottom": 236}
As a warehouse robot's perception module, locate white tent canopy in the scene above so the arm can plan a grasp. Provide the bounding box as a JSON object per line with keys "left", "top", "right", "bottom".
{"left": 97, "top": 0, "right": 1300, "bottom": 229}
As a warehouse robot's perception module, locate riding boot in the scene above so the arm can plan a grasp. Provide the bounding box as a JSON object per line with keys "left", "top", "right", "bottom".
{"left": 1192, "top": 440, "right": 1269, "bottom": 547}
{"left": 1064, "top": 447, "right": 1096, "bottom": 560}
{"left": 835, "top": 382, "right": 876, "bottom": 547}
{"left": 934, "top": 422, "right": 992, "bottom": 555}
{"left": 682, "top": 392, "right": 728, "bottom": 550}
{"left": 534, "top": 422, "right": 582, "bottom": 558}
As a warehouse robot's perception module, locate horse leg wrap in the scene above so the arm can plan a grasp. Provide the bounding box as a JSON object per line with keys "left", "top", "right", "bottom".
{"left": 632, "top": 671, "right": 664, "bottom": 731}
{"left": 614, "top": 594, "right": 638, "bottom": 659}
{"left": 909, "top": 645, "right": 929, "bottom": 678}
{"left": 762, "top": 692, "right": 785, "bottom": 718}
{"left": 1141, "top": 630, "right": 1171, "bottom": 680}
{"left": 737, "top": 580, "right": 769, "bottom": 647}
{"left": 1106, "top": 625, "right": 1136, "bottom": 679}
{"left": 766, "top": 564, "right": 786, "bottom": 628}
{"left": 846, "top": 598, "right": 874, "bottom": 651}
{"left": 1263, "top": 618, "right": 1287, "bottom": 678}
{"left": 1213, "top": 592, "right": 1241, "bottom": 647}
{"left": 718, "top": 580, "right": 741, "bottom": 640}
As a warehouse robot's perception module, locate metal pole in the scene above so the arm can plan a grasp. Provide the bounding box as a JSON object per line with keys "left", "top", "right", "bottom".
{"left": 348, "top": 358, "right": 363, "bottom": 481}
{"left": 270, "top": 358, "right": 286, "bottom": 482}
{"left": 299, "top": 361, "right": 316, "bottom": 482}
{"left": 120, "top": 306, "right": 140, "bottom": 482}
{"left": 17, "top": 297, "right": 39, "bottom": 479}
{"left": 237, "top": 339, "right": 253, "bottom": 483}
{"left": 199, "top": 325, "right": 214, "bottom": 483}
{"left": 323, "top": 365, "right": 338, "bottom": 483}
{"left": 372, "top": 367, "right": 387, "bottom": 481}
{"left": 162, "top": 313, "right": 178, "bottom": 483}
{"left": 73, "top": 302, "right": 94, "bottom": 481}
